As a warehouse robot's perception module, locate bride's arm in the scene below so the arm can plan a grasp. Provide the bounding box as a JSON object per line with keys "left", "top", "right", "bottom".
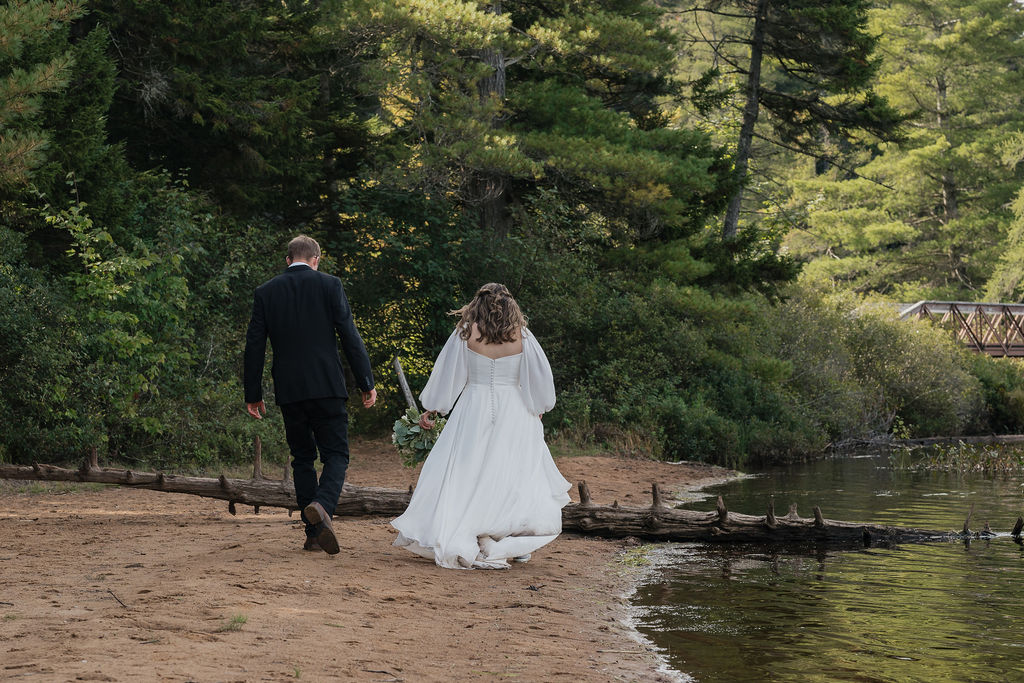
{"left": 419, "top": 327, "right": 469, "bottom": 416}
{"left": 519, "top": 327, "right": 556, "bottom": 416}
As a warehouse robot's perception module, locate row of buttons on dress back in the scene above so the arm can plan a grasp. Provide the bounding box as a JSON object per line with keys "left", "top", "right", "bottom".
{"left": 489, "top": 358, "right": 496, "bottom": 424}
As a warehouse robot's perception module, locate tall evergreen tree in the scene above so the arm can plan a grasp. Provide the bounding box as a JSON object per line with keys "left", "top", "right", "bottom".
{"left": 671, "top": 0, "right": 903, "bottom": 239}
{"left": 269, "top": 0, "right": 741, "bottom": 441}
{"left": 332, "top": 0, "right": 729, "bottom": 249}
{"left": 88, "top": 0, "right": 373, "bottom": 227}
{"left": 785, "top": 0, "right": 1024, "bottom": 300}
{"left": 0, "top": 0, "right": 83, "bottom": 190}
{"left": 985, "top": 132, "right": 1024, "bottom": 300}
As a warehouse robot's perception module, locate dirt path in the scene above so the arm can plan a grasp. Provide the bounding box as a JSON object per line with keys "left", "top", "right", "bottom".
{"left": 0, "top": 439, "right": 732, "bottom": 682}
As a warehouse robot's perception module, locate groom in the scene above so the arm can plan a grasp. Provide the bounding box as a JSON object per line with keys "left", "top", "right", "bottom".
{"left": 243, "top": 235, "right": 376, "bottom": 555}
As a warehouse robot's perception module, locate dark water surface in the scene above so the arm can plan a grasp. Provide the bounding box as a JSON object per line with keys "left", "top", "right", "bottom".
{"left": 631, "top": 455, "right": 1024, "bottom": 683}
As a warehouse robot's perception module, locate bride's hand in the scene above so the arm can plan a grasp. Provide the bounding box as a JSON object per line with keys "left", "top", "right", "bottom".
{"left": 419, "top": 411, "right": 436, "bottom": 429}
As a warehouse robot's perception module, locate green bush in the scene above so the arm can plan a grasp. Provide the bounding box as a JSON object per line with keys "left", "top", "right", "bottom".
{"left": 0, "top": 181, "right": 289, "bottom": 467}
{"left": 967, "top": 354, "right": 1024, "bottom": 434}
{"left": 531, "top": 277, "right": 1011, "bottom": 468}
{"left": 527, "top": 269, "right": 824, "bottom": 467}
{"left": 764, "top": 286, "right": 987, "bottom": 443}
{"left": 0, "top": 226, "right": 93, "bottom": 461}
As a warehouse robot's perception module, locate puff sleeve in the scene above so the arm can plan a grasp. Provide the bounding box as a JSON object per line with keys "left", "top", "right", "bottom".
{"left": 519, "top": 327, "right": 556, "bottom": 415}
{"left": 419, "top": 328, "right": 469, "bottom": 415}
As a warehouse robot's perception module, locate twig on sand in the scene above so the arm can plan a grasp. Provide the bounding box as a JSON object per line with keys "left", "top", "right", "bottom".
{"left": 107, "top": 589, "right": 129, "bottom": 609}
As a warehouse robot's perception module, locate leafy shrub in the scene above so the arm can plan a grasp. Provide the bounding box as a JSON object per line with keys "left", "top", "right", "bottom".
{"left": 0, "top": 227, "right": 93, "bottom": 461}
{"left": 966, "top": 354, "right": 1024, "bottom": 434}
{"left": 764, "top": 286, "right": 987, "bottom": 443}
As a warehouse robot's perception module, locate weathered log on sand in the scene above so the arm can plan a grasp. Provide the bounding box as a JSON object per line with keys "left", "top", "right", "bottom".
{"left": 4, "top": 461, "right": 1023, "bottom": 546}
{"left": 563, "top": 483, "right": 1005, "bottom": 546}
{"left": 0, "top": 462, "right": 411, "bottom": 516}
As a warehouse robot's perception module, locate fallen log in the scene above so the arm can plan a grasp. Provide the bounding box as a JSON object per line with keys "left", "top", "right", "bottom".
{"left": 2, "top": 454, "right": 1021, "bottom": 547}
{"left": 831, "top": 433, "right": 1024, "bottom": 450}
{"left": 564, "top": 484, "right": 1013, "bottom": 546}
{"left": 0, "top": 459, "right": 411, "bottom": 517}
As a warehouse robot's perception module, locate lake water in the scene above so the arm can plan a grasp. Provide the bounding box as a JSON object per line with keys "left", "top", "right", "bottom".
{"left": 630, "top": 454, "right": 1024, "bottom": 683}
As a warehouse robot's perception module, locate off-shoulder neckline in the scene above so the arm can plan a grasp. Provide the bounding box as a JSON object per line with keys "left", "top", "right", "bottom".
{"left": 466, "top": 346, "right": 523, "bottom": 361}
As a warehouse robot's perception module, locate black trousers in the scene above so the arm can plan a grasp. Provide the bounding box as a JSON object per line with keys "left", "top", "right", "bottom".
{"left": 278, "top": 397, "right": 350, "bottom": 536}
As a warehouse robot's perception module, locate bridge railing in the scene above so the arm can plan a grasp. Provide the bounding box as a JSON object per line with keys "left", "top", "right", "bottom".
{"left": 899, "top": 301, "right": 1024, "bottom": 357}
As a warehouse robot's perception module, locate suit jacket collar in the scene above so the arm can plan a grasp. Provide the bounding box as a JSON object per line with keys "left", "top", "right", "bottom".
{"left": 286, "top": 263, "right": 312, "bottom": 272}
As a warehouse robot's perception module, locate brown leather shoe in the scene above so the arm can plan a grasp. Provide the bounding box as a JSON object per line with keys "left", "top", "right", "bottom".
{"left": 303, "top": 501, "right": 339, "bottom": 555}
{"left": 303, "top": 536, "right": 321, "bottom": 552}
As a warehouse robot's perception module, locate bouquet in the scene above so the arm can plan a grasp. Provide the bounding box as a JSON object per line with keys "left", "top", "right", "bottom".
{"left": 392, "top": 407, "right": 446, "bottom": 468}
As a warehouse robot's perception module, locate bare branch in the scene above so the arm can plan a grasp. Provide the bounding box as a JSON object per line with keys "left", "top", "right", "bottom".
{"left": 662, "top": 7, "right": 754, "bottom": 20}
{"left": 749, "top": 130, "right": 897, "bottom": 191}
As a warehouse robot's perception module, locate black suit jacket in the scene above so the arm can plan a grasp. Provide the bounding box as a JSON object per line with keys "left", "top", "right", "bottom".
{"left": 244, "top": 264, "right": 374, "bottom": 405}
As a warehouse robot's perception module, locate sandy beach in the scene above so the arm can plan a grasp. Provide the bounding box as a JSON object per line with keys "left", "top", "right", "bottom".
{"left": 0, "top": 438, "right": 733, "bottom": 682}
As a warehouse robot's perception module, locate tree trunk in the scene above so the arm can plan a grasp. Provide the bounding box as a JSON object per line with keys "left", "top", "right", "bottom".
{"left": 722, "top": 0, "right": 769, "bottom": 240}
{"left": 936, "top": 73, "right": 958, "bottom": 223}
{"left": 4, "top": 462, "right": 1019, "bottom": 546}
{"left": 475, "top": 1, "right": 512, "bottom": 240}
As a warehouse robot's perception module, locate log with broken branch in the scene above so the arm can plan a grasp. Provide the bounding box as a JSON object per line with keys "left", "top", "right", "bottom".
{"left": 0, "top": 456, "right": 411, "bottom": 517}
{"left": 2, "top": 454, "right": 1021, "bottom": 546}
{"left": 567, "top": 483, "right": 1020, "bottom": 545}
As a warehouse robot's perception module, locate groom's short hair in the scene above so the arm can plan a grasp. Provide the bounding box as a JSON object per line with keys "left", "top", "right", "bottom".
{"left": 288, "top": 235, "right": 321, "bottom": 262}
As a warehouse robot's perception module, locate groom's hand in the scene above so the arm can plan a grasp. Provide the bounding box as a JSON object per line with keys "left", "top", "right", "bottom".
{"left": 246, "top": 401, "right": 266, "bottom": 419}
{"left": 361, "top": 389, "right": 377, "bottom": 408}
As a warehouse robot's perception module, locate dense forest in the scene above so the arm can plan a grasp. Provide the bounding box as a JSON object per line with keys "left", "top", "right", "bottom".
{"left": 3, "top": 0, "right": 1024, "bottom": 469}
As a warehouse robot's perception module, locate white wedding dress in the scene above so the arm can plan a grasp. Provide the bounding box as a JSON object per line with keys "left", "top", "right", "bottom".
{"left": 391, "top": 327, "right": 571, "bottom": 569}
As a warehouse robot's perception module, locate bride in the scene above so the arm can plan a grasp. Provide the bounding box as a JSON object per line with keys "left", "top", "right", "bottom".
{"left": 391, "top": 283, "right": 571, "bottom": 569}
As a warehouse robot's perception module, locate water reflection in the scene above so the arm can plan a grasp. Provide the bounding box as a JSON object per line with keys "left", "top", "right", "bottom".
{"left": 632, "top": 455, "right": 1024, "bottom": 683}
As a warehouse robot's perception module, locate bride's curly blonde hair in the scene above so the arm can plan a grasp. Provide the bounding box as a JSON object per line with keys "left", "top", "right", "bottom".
{"left": 451, "top": 283, "right": 527, "bottom": 344}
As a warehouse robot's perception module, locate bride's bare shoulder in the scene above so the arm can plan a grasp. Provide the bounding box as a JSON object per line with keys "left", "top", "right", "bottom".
{"left": 466, "top": 323, "right": 523, "bottom": 358}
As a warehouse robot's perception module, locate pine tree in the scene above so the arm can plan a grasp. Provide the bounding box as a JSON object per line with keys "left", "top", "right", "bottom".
{"left": 332, "top": 0, "right": 730, "bottom": 247}
{"left": 985, "top": 133, "right": 1024, "bottom": 300}
{"left": 785, "top": 0, "right": 1024, "bottom": 300}
{"left": 321, "top": 0, "right": 740, "bottom": 436}
{"left": 672, "top": 0, "right": 903, "bottom": 239}
{"left": 89, "top": 0, "right": 373, "bottom": 226}
{"left": 0, "top": 0, "right": 84, "bottom": 190}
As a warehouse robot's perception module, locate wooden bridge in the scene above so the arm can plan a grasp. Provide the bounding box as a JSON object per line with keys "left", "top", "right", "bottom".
{"left": 900, "top": 301, "right": 1024, "bottom": 357}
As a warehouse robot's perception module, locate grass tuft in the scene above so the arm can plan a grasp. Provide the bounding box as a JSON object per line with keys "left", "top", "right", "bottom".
{"left": 890, "top": 443, "right": 1024, "bottom": 475}
{"left": 215, "top": 614, "right": 247, "bottom": 632}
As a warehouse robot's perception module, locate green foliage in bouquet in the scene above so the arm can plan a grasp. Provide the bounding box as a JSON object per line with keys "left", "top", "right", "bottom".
{"left": 392, "top": 407, "right": 446, "bottom": 468}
